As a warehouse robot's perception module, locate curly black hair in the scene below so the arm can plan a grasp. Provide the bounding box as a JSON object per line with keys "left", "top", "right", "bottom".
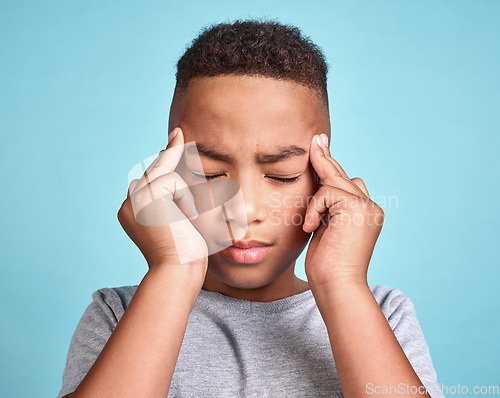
{"left": 174, "top": 19, "right": 329, "bottom": 105}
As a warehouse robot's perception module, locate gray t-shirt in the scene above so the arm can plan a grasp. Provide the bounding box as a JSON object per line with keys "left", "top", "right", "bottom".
{"left": 57, "top": 284, "right": 444, "bottom": 398}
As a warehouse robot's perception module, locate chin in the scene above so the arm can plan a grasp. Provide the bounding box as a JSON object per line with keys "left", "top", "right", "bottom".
{"left": 207, "top": 254, "right": 282, "bottom": 289}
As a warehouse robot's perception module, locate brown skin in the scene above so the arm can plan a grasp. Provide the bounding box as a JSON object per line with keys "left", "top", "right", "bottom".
{"left": 168, "top": 75, "right": 330, "bottom": 302}
{"left": 168, "top": 76, "right": 431, "bottom": 397}
{"left": 67, "top": 75, "right": 428, "bottom": 397}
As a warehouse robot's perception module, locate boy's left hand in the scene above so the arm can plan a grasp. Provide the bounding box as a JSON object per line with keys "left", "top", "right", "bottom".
{"left": 303, "top": 134, "right": 385, "bottom": 289}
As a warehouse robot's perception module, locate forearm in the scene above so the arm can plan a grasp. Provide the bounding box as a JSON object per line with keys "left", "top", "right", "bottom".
{"left": 71, "top": 265, "right": 203, "bottom": 398}
{"left": 311, "top": 281, "right": 431, "bottom": 398}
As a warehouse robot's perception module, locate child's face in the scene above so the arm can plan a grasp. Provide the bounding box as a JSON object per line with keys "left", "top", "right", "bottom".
{"left": 171, "top": 75, "right": 330, "bottom": 297}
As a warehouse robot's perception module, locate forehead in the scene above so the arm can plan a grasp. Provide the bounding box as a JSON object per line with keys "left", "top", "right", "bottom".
{"left": 175, "top": 75, "right": 329, "bottom": 152}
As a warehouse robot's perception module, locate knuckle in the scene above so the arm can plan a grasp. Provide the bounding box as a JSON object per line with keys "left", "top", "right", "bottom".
{"left": 117, "top": 201, "right": 128, "bottom": 222}
{"left": 372, "top": 201, "right": 384, "bottom": 214}
{"left": 157, "top": 170, "right": 178, "bottom": 181}
{"left": 378, "top": 206, "right": 385, "bottom": 218}
{"left": 128, "top": 179, "right": 140, "bottom": 191}
{"left": 317, "top": 184, "right": 330, "bottom": 196}
{"left": 370, "top": 202, "right": 385, "bottom": 221}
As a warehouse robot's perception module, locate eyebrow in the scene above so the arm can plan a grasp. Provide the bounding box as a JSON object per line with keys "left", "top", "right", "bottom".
{"left": 185, "top": 143, "right": 308, "bottom": 164}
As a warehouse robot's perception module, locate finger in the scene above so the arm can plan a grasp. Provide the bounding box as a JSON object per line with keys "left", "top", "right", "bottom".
{"left": 309, "top": 135, "right": 366, "bottom": 197}
{"left": 134, "top": 127, "right": 186, "bottom": 193}
{"left": 323, "top": 144, "right": 369, "bottom": 199}
{"left": 319, "top": 134, "right": 349, "bottom": 179}
{"left": 310, "top": 135, "right": 342, "bottom": 181}
{"left": 131, "top": 171, "right": 199, "bottom": 221}
{"left": 326, "top": 155, "right": 349, "bottom": 179}
{"left": 127, "top": 179, "right": 140, "bottom": 198}
{"left": 303, "top": 185, "right": 361, "bottom": 233}
{"left": 351, "top": 177, "right": 370, "bottom": 198}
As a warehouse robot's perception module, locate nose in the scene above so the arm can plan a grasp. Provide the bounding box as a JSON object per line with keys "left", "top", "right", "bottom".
{"left": 232, "top": 174, "right": 267, "bottom": 225}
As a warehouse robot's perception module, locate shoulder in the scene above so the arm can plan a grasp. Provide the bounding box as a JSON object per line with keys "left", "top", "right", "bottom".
{"left": 87, "top": 284, "right": 139, "bottom": 321}
{"left": 91, "top": 284, "right": 139, "bottom": 305}
{"left": 368, "top": 284, "right": 416, "bottom": 320}
{"left": 369, "top": 284, "right": 413, "bottom": 307}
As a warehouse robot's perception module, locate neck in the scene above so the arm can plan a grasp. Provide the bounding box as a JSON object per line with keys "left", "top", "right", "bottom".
{"left": 201, "top": 263, "right": 310, "bottom": 302}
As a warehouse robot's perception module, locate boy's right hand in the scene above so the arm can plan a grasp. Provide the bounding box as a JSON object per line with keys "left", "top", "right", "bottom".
{"left": 117, "top": 127, "right": 208, "bottom": 280}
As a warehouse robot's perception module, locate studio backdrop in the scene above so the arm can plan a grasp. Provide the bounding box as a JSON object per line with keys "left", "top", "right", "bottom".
{"left": 1, "top": 0, "right": 499, "bottom": 396}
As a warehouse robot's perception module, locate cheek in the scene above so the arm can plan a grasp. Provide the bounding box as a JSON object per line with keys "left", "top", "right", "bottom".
{"left": 267, "top": 169, "right": 318, "bottom": 226}
{"left": 267, "top": 188, "right": 312, "bottom": 230}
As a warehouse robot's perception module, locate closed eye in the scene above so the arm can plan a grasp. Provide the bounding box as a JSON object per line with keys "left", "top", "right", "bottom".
{"left": 191, "top": 173, "right": 300, "bottom": 184}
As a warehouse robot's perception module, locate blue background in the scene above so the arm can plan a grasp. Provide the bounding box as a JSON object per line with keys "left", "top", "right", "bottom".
{"left": 1, "top": 0, "right": 499, "bottom": 396}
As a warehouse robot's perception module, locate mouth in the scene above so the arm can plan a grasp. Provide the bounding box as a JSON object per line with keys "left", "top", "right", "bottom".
{"left": 219, "top": 240, "right": 272, "bottom": 264}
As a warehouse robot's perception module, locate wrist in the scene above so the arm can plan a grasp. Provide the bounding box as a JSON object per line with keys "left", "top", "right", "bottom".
{"left": 309, "top": 275, "right": 369, "bottom": 297}
{"left": 147, "top": 261, "right": 207, "bottom": 291}
{"left": 306, "top": 267, "right": 368, "bottom": 291}
{"left": 309, "top": 278, "right": 372, "bottom": 321}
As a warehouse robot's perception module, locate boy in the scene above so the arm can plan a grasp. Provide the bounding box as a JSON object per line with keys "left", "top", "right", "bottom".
{"left": 57, "top": 20, "right": 444, "bottom": 398}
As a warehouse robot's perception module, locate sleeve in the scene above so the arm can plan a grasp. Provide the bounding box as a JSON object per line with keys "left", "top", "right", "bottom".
{"left": 378, "top": 286, "right": 445, "bottom": 398}
{"left": 56, "top": 288, "right": 122, "bottom": 398}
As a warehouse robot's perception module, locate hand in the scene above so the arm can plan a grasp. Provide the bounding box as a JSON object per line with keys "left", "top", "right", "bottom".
{"left": 302, "top": 134, "right": 385, "bottom": 289}
{"left": 117, "top": 127, "right": 209, "bottom": 278}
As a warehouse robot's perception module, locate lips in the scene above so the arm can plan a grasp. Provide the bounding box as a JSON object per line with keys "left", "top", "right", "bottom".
{"left": 219, "top": 240, "right": 272, "bottom": 264}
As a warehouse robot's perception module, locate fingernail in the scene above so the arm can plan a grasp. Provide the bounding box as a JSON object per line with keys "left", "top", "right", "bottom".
{"left": 321, "top": 134, "right": 329, "bottom": 147}
{"left": 168, "top": 128, "right": 179, "bottom": 144}
{"left": 188, "top": 213, "right": 198, "bottom": 221}
{"left": 315, "top": 135, "right": 323, "bottom": 148}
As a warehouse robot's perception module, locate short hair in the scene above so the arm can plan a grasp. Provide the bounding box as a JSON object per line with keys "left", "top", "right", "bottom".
{"left": 174, "top": 19, "right": 329, "bottom": 105}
